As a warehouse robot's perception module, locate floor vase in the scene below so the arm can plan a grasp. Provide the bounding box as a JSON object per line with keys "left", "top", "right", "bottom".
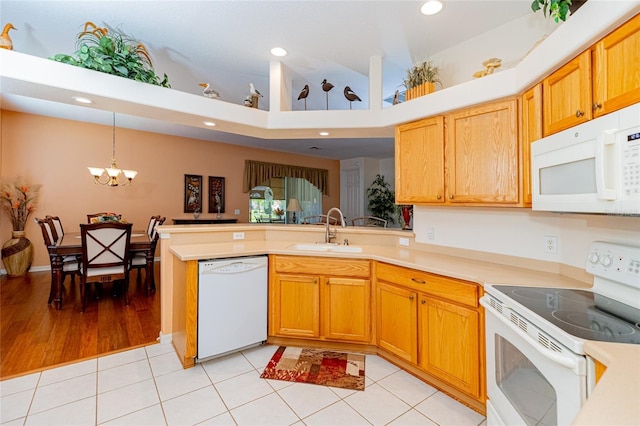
{"left": 1, "top": 231, "right": 33, "bottom": 277}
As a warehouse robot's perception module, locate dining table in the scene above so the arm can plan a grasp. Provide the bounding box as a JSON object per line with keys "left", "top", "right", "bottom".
{"left": 47, "top": 230, "right": 154, "bottom": 310}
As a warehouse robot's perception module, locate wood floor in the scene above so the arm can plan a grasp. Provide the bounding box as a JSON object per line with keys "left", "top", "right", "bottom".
{"left": 0, "top": 267, "right": 161, "bottom": 380}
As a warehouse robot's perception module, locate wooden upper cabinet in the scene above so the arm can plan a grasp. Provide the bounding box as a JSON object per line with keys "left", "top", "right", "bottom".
{"left": 521, "top": 84, "right": 543, "bottom": 206}
{"left": 543, "top": 50, "right": 592, "bottom": 136}
{"left": 593, "top": 13, "right": 640, "bottom": 118}
{"left": 446, "top": 99, "right": 519, "bottom": 204}
{"left": 395, "top": 116, "right": 445, "bottom": 204}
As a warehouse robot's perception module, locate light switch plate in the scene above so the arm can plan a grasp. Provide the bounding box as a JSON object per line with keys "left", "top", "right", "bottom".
{"left": 399, "top": 237, "right": 410, "bottom": 247}
{"left": 233, "top": 232, "right": 245, "bottom": 240}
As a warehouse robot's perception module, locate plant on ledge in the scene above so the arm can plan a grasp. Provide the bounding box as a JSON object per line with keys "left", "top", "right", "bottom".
{"left": 531, "top": 0, "right": 584, "bottom": 22}
{"left": 50, "top": 21, "right": 170, "bottom": 88}
{"left": 366, "top": 174, "right": 396, "bottom": 225}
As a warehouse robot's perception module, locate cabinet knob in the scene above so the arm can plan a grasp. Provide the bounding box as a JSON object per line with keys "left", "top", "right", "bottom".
{"left": 575, "top": 109, "right": 585, "bottom": 117}
{"left": 409, "top": 295, "right": 415, "bottom": 301}
{"left": 436, "top": 194, "right": 442, "bottom": 200}
{"left": 421, "top": 299, "right": 426, "bottom": 305}
{"left": 448, "top": 194, "right": 454, "bottom": 200}
{"left": 592, "top": 102, "right": 602, "bottom": 111}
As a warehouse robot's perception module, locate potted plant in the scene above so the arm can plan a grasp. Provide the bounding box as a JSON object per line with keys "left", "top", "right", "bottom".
{"left": 50, "top": 21, "right": 170, "bottom": 88}
{"left": 531, "top": 0, "right": 587, "bottom": 23}
{"left": 366, "top": 174, "right": 396, "bottom": 225}
{"left": 403, "top": 59, "right": 442, "bottom": 101}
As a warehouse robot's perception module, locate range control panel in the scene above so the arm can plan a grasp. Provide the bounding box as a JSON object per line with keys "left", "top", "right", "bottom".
{"left": 587, "top": 241, "right": 640, "bottom": 289}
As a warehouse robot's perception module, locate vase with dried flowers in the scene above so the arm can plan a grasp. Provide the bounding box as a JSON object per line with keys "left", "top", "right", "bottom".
{"left": 403, "top": 59, "right": 442, "bottom": 101}
{"left": 1, "top": 178, "right": 41, "bottom": 277}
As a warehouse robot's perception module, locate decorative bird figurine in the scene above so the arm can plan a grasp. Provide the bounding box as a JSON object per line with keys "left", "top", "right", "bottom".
{"left": 198, "top": 83, "right": 220, "bottom": 99}
{"left": 0, "top": 23, "right": 17, "bottom": 50}
{"left": 297, "top": 84, "right": 309, "bottom": 110}
{"left": 343, "top": 86, "right": 361, "bottom": 109}
{"left": 321, "top": 79, "right": 334, "bottom": 110}
{"left": 392, "top": 89, "right": 401, "bottom": 105}
{"left": 249, "top": 83, "right": 263, "bottom": 97}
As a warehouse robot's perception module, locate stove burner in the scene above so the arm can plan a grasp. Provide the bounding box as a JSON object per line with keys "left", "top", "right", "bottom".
{"left": 511, "top": 287, "right": 551, "bottom": 301}
{"left": 551, "top": 310, "right": 636, "bottom": 337}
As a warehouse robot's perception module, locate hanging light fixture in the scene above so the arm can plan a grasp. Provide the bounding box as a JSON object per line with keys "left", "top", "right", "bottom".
{"left": 87, "top": 113, "right": 138, "bottom": 186}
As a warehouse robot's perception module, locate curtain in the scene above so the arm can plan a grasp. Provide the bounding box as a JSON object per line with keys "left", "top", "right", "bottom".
{"left": 286, "top": 177, "right": 322, "bottom": 219}
{"left": 243, "top": 160, "right": 329, "bottom": 196}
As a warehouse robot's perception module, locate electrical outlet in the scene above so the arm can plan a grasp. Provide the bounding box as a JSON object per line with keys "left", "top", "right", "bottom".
{"left": 233, "top": 232, "right": 245, "bottom": 240}
{"left": 399, "top": 237, "right": 410, "bottom": 247}
{"left": 544, "top": 236, "right": 558, "bottom": 254}
{"left": 234, "top": 209, "right": 240, "bottom": 215}
{"left": 427, "top": 227, "right": 435, "bottom": 240}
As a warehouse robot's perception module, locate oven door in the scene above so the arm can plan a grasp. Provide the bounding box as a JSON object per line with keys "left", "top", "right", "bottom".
{"left": 481, "top": 297, "right": 587, "bottom": 426}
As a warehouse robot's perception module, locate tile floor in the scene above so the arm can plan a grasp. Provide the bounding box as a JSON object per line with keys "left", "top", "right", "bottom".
{"left": 0, "top": 343, "right": 486, "bottom": 426}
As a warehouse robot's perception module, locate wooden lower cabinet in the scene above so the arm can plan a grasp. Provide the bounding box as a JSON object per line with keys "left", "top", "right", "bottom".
{"left": 269, "top": 255, "right": 372, "bottom": 344}
{"left": 271, "top": 274, "right": 320, "bottom": 338}
{"left": 376, "top": 282, "right": 417, "bottom": 362}
{"left": 376, "top": 262, "right": 485, "bottom": 405}
{"left": 418, "top": 296, "right": 482, "bottom": 399}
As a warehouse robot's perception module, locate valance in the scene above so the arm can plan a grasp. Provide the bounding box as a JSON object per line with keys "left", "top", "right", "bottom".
{"left": 243, "top": 160, "right": 329, "bottom": 196}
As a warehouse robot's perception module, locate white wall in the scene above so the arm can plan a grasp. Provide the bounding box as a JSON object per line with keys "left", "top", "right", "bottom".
{"left": 432, "top": 9, "right": 560, "bottom": 88}
{"left": 413, "top": 206, "right": 640, "bottom": 269}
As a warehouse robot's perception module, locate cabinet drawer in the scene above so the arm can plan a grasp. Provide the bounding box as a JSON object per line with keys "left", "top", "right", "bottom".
{"left": 376, "top": 262, "right": 478, "bottom": 307}
{"left": 273, "top": 255, "right": 370, "bottom": 277}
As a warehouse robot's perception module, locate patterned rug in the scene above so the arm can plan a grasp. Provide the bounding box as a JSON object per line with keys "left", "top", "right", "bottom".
{"left": 260, "top": 346, "right": 366, "bottom": 391}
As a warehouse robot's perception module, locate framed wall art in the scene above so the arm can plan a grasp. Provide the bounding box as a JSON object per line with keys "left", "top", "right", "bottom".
{"left": 208, "top": 176, "right": 225, "bottom": 213}
{"left": 184, "top": 174, "right": 202, "bottom": 213}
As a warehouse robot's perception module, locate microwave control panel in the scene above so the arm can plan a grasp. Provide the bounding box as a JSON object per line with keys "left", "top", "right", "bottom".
{"left": 622, "top": 128, "right": 640, "bottom": 196}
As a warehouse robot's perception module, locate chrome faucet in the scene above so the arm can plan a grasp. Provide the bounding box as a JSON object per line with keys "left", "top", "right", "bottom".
{"left": 325, "top": 207, "right": 346, "bottom": 244}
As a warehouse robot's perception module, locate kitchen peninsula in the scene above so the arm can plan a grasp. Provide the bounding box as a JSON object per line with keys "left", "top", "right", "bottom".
{"left": 156, "top": 223, "right": 640, "bottom": 423}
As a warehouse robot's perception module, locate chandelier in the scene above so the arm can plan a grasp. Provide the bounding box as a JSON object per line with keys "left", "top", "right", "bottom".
{"left": 87, "top": 113, "right": 138, "bottom": 186}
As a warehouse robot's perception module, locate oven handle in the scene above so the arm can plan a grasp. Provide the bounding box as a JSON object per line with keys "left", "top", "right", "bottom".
{"left": 480, "top": 296, "right": 578, "bottom": 370}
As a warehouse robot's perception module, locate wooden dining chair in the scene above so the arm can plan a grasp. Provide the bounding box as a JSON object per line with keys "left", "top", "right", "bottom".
{"left": 35, "top": 217, "right": 81, "bottom": 304}
{"left": 351, "top": 216, "right": 388, "bottom": 227}
{"left": 87, "top": 212, "right": 110, "bottom": 223}
{"left": 302, "top": 215, "right": 338, "bottom": 225}
{"left": 129, "top": 215, "right": 165, "bottom": 291}
{"left": 45, "top": 215, "right": 65, "bottom": 242}
{"left": 79, "top": 222, "right": 132, "bottom": 312}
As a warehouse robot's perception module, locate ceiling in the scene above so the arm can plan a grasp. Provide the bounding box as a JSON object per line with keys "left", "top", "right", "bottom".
{"left": 0, "top": 1, "right": 537, "bottom": 159}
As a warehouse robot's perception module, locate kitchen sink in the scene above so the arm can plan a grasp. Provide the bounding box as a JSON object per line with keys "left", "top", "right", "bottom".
{"left": 288, "top": 243, "right": 363, "bottom": 253}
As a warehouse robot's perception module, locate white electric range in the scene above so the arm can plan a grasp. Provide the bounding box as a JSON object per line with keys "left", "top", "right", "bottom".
{"left": 481, "top": 241, "right": 640, "bottom": 426}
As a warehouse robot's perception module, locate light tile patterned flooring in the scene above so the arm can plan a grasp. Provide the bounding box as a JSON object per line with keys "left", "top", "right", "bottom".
{"left": 0, "top": 343, "right": 486, "bottom": 425}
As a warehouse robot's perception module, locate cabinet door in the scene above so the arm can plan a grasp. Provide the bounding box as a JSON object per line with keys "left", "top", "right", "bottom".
{"left": 521, "top": 85, "right": 543, "bottom": 206}
{"left": 322, "top": 277, "right": 371, "bottom": 342}
{"left": 395, "top": 116, "right": 445, "bottom": 204}
{"left": 418, "top": 296, "right": 481, "bottom": 398}
{"left": 593, "top": 14, "right": 640, "bottom": 117}
{"left": 543, "top": 50, "right": 592, "bottom": 136}
{"left": 271, "top": 274, "right": 320, "bottom": 338}
{"left": 446, "top": 99, "right": 519, "bottom": 204}
{"left": 376, "top": 282, "right": 417, "bottom": 363}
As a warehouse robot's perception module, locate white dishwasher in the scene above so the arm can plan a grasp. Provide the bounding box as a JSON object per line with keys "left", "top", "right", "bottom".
{"left": 197, "top": 256, "right": 268, "bottom": 361}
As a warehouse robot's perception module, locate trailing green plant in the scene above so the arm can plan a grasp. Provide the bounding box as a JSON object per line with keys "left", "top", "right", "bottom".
{"left": 50, "top": 22, "right": 170, "bottom": 88}
{"left": 531, "top": 0, "right": 573, "bottom": 22}
{"left": 402, "top": 59, "right": 442, "bottom": 89}
{"left": 366, "top": 174, "right": 396, "bottom": 224}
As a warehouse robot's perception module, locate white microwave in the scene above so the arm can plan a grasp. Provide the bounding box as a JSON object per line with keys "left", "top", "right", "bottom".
{"left": 531, "top": 103, "right": 640, "bottom": 215}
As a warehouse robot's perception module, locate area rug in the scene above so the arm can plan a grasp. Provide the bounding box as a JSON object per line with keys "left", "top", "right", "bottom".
{"left": 260, "top": 346, "right": 365, "bottom": 391}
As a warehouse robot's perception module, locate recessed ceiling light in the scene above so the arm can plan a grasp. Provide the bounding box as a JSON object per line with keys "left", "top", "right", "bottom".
{"left": 203, "top": 121, "right": 216, "bottom": 127}
{"left": 319, "top": 131, "right": 330, "bottom": 136}
{"left": 420, "top": 0, "right": 443, "bottom": 15}
{"left": 72, "top": 96, "right": 93, "bottom": 104}
{"left": 270, "top": 47, "right": 287, "bottom": 57}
